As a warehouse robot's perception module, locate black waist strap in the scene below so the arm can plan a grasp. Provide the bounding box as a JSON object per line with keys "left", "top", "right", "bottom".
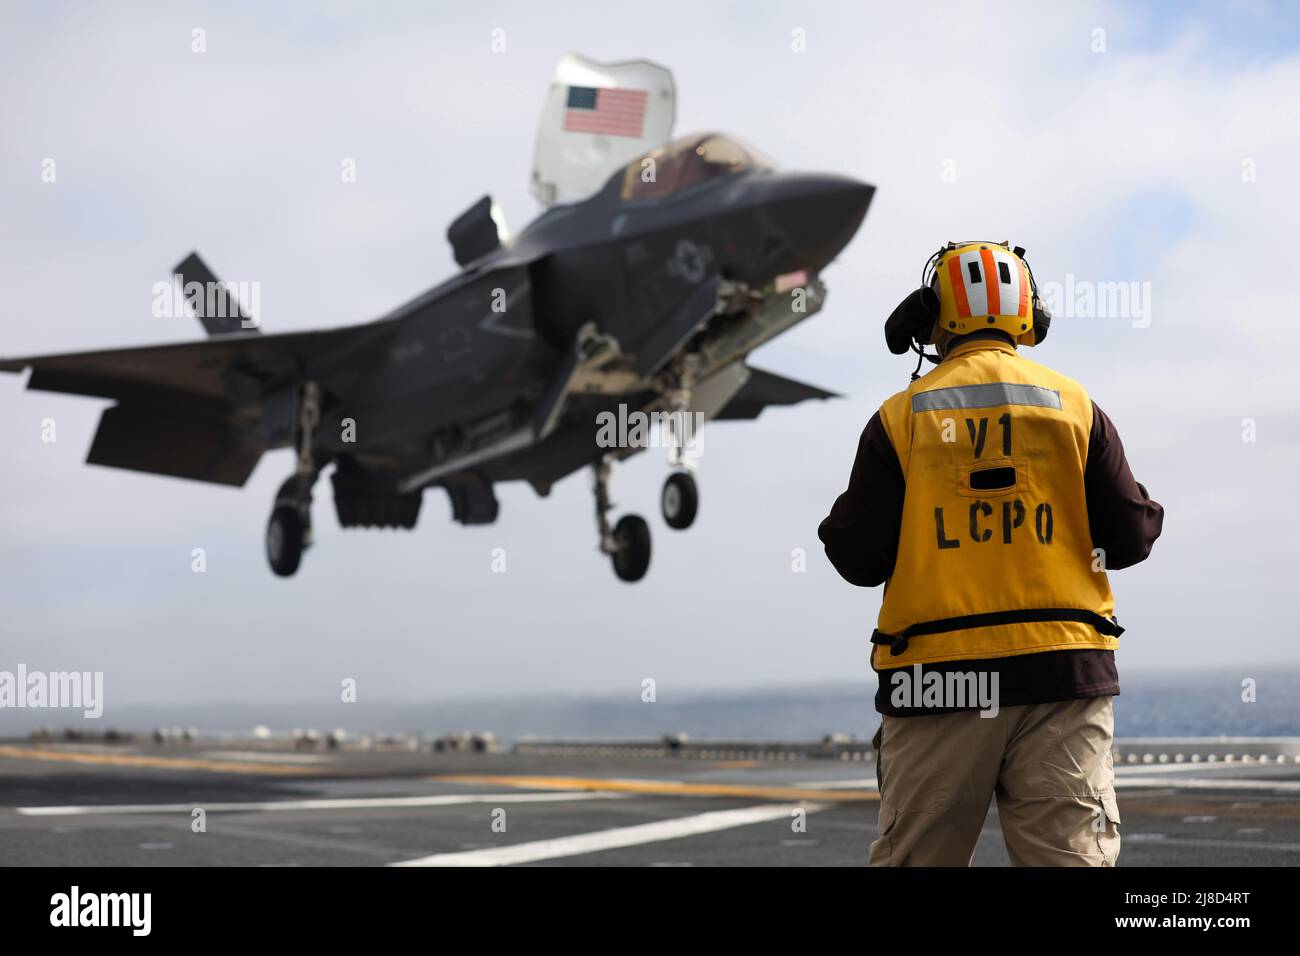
{"left": 871, "top": 608, "right": 1124, "bottom": 657}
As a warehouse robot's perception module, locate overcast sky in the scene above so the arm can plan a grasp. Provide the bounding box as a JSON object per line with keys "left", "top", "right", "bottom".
{"left": 1, "top": 1, "right": 1297, "bottom": 724}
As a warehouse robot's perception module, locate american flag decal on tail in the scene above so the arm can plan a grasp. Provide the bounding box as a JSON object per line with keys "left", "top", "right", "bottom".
{"left": 562, "top": 85, "right": 648, "bottom": 138}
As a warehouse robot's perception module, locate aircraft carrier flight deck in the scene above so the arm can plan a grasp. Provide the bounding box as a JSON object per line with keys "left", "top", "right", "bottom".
{"left": 3, "top": 733, "right": 1297, "bottom": 867}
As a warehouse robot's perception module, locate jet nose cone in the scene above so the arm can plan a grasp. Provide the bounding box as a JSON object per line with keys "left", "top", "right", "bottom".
{"left": 762, "top": 172, "right": 874, "bottom": 270}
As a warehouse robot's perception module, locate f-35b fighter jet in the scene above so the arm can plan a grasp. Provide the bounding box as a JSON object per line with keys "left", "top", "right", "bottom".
{"left": 1, "top": 55, "right": 872, "bottom": 582}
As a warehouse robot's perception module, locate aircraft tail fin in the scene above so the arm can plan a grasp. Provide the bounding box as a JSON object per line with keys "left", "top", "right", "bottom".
{"left": 530, "top": 53, "right": 675, "bottom": 208}
{"left": 173, "top": 252, "right": 261, "bottom": 336}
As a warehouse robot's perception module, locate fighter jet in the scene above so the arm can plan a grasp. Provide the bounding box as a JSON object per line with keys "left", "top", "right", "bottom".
{"left": 0, "top": 55, "right": 872, "bottom": 581}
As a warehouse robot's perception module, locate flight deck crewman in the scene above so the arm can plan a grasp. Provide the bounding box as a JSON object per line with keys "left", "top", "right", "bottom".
{"left": 818, "top": 241, "right": 1163, "bottom": 866}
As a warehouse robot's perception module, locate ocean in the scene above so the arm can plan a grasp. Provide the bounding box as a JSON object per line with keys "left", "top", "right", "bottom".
{"left": 3, "top": 667, "right": 1295, "bottom": 745}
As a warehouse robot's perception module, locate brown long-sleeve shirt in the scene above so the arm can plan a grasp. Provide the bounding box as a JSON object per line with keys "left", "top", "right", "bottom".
{"left": 819, "top": 401, "right": 1164, "bottom": 716}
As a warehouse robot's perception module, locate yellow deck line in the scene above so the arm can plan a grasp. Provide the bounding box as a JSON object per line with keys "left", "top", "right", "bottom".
{"left": 431, "top": 773, "right": 878, "bottom": 803}
{"left": 0, "top": 746, "right": 317, "bottom": 776}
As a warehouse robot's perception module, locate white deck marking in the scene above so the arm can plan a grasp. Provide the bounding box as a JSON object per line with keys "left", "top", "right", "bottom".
{"left": 1124, "top": 835, "right": 1300, "bottom": 854}
{"left": 199, "top": 751, "right": 334, "bottom": 765}
{"left": 1116, "top": 776, "right": 1300, "bottom": 793}
{"left": 1115, "top": 761, "right": 1284, "bottom": 775}
{"left": 789, "top": 777, "right": 878, "bottom": 790}
{"left": 392, "top": 802, "right": 826, "bottom": 867}
{"left": 788, "top": 767, "right": 1283, "bottom": 790}
{"left": 17, "top": 791, "right": 619, "bottom": 816}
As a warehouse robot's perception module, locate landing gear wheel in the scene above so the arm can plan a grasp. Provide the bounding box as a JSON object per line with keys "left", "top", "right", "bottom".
{"left": 266, "top": 505, "right": 305, "bottom": 577}
{"left": 611, "top": 514, "right": 651, "bottom": 582}
{"left": 661, "top": 471, "right": 698, "bottom": 530}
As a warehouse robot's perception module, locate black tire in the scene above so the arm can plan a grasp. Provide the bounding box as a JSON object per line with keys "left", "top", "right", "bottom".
{"left": 661, "top": 471, "right": 699, "bottom": 530}
{"left": 611, "top": 514, "right": 651, "bottom": 582}
{"left": 266, "top": 505, "right": 305, "bottom": 577}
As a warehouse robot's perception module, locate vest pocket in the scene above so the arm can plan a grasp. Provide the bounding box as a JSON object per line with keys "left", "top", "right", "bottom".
{"left": 970, "top": 465, "right": 1016, "bottom": 490}
{"left": 956, "top": 457, "right": 1027, "bottom": 497}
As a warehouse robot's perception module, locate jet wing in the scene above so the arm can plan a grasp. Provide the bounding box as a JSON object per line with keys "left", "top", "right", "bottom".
{"left": 0, "top": 322, "right": 395, "bottom": 406}
{"left": 0, "top": 321, "right": 398, "bottom": 485}
{"left": 713, "top": 366, "right": 838, "bottom": 420}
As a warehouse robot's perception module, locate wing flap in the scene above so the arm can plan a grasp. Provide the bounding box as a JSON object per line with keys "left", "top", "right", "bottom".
{"left": 714, "top": 366, "right": 838, "bottom": 420}
{"left": 0, "top": 322, "right": 395, "bottom": 405}
{"left": 2, "top": 322, "right": 399, "bottom": 486}
{"left": 87, "top": 404, "right": 262, "bottom": 486}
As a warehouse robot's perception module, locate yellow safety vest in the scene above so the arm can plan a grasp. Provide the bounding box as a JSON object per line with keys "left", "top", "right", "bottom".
{"left": 872, "top": 337, "right": 1121, "bottom": 671}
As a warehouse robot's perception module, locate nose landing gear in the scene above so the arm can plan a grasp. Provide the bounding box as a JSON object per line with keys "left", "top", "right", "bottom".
{"left": 660, "top": 470, "right": 698, "bottom": 530}
{"left": 660, "top": 372, "right": 700, "bottom": 531}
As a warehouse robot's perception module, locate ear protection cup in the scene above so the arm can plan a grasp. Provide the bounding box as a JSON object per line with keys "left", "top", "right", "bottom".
{"left": 1012, "top": 242, "right": 1053, "bottom": 344}
{"left": 1031, "top": 297, "right": 1051, "bottom": 345}
{"left": 884, "top": 287, "right": 940, "bottom": 355}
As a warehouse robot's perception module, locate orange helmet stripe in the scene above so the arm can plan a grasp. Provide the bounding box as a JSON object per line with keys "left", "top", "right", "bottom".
{"left": 946, "top": 255, "right": 972, "bottom": 319}
{"left": 979, "top": 248, "right": 1001, "bottom": 316}
{"left": 1017, "top": 259, "right": 1031, "bottom": 319}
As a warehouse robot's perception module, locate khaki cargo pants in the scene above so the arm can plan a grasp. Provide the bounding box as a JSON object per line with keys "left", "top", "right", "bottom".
{"left": 869, "top": 696, "right": 1121, "bottom": 866}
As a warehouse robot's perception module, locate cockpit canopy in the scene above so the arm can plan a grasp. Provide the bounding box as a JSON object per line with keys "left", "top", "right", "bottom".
{"left": 620, "top": 133, "right": 772, "bottom": 201}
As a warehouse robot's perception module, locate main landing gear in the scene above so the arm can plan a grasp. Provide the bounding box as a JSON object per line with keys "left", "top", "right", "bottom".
{"left": 593, "top": 397, "right": 703, "bottom": 581}
{"left": 594, "top": 455, "right": 651, "bottom": 582}
{"left": 266, "top": 498, "right": 308, "bottom": 577}
{"left": 593, "top": 359, "right": 711, "bottom": 580}
{"left": 594, "top": 461, "right": 699, "bottom": 583}
{"left": 267, "top": 382, "right": 321, "bottom": 578}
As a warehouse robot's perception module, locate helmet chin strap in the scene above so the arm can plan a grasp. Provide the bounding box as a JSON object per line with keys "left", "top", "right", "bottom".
{"left": 909, "top": 339, "right": 941, "bottom": 381}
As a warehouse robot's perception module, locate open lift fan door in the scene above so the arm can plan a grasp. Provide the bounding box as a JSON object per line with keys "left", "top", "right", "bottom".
{"left": 530, "top": 53, "right": 675, "bottom": 208}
